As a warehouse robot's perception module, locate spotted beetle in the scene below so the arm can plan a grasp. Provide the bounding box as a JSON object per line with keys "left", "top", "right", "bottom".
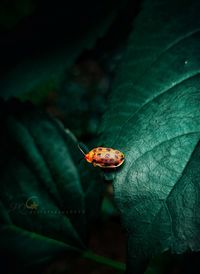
{"left": 78, "top": 145, "right": 125, "bottom": 168}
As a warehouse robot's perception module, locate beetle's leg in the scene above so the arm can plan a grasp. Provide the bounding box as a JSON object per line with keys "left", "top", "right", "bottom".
{"left": 92, "top": 162, "right": 97, "bottom": 167}
{"left": 92, "top": 159, "right": 98, "bottom": 167}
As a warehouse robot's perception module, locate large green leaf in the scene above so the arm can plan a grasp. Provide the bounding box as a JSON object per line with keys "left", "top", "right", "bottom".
{"left": 99, "top": 0, "right": 200, "bottom": 273}
{"left": 0, "top": 99, "right": 103, "bottom": 273}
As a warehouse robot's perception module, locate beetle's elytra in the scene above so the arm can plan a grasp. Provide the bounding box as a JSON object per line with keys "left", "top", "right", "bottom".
{"left": 78, "top": 145, "right": 125, "bottom": 168}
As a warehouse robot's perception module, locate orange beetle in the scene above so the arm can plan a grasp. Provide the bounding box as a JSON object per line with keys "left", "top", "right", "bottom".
{"left": 78, "top": 145, "right": 125, "bottom": 168}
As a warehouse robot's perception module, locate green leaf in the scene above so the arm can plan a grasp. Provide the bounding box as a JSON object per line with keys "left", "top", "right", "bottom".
{"left": 99, "top": 0, "right": 200, "bottom": 273}
{"left": 0, "top": 99, "right": 103, "bottom": 272}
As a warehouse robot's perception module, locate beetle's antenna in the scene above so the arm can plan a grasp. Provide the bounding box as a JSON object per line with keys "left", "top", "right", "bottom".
{"left": 78, "top": 143, "right": 86, "bottom": 156}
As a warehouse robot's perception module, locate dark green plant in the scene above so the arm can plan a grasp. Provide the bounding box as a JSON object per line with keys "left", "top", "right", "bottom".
{"left": 0, "top": 0, "right": 200, "bottom": 273}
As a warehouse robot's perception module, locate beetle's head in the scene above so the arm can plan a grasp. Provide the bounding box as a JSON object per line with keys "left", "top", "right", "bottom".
{"left": 85, "top": 153, "right": 93, "bottom": 163}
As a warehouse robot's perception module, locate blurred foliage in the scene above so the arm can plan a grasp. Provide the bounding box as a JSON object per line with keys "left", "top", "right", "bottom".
{"left": 41, "top": 58, "right": 110, "bottom": 141}
{"left": 0, "top": 99, "right": 103, "bottom": 273}
{"left": 0, "top": 0, "right": 139, "bottom": 142}
{"left": 0, "top": 0, "right": 130, "bottom": 99}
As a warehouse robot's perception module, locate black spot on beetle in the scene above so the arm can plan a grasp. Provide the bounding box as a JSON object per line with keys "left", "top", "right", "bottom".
{"left": 115, "top": 151, "right": 120, "bottom": 154}
{"left": 115, "top": 155, "right": 119, "bottom": 159}
{"left": 106, "top": 148, "right": 111, "bottom": 151}
{"left": 98, "top": 148, "right": 103, "bottom": 151}
{"left": 97, "top": 153, "right": 101, "bottom": 156}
